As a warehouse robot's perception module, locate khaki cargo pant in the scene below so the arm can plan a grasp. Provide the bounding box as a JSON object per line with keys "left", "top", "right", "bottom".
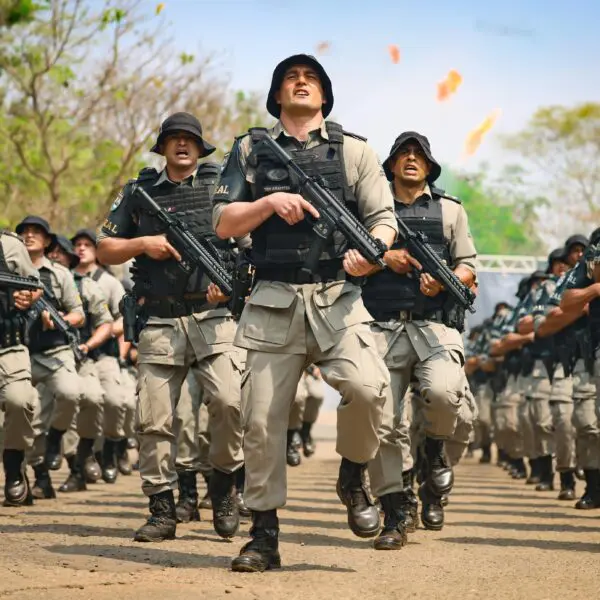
{"left": 549, "top": 369, "right": 575, "bottom": 472}
{"left": 120, "top": 365, "right": 138, "bottom": 439}
{"left": 236, "top": 281, "right": 388, "bottom": 512}
{"left": 493, "top": 376, "right": 524, "bottom": 459}
{"left": 474, "top": 382, "right": 493, "bottom": 449}
{"left": 288, "top": 374, "right": 325, "bottom": 430}
{"left": 28, "top": 347, "right": 80, "bottom": 465}
{"left": 571, "top": 360, "right": 598, "bottom": 469}
{"left": 367, "top": 322, "right": 466, "bottom": 498}
{"left": 174, "top": 372, "right": 212, "bottom": 475}
{"left": 515, "top": 375, "right": 535, "bottom": 458}
{"left": 62, "top": 359, "right": 105, "bottom": 456}
{"left": 97, "top": 354, "right": 127, "bottom": 440}
{"left": 137, "top": 313, "right": 244, "bottom": 497}
{"left": 0, "top": 346, "right": 39, "bottom": 451}
{"left": 526, "top": 361, "right": 553, "bottom": 458}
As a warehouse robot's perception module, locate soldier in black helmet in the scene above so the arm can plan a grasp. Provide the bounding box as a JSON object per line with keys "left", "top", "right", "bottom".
{"left": 97, "top": 112, "right": 245, "bottom": 543}
{"left": 213, "top": 54, "right": 397, "bottom": 572}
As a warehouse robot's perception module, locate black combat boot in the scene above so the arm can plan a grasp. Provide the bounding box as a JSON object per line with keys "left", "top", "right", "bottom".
{"left": 526, "top": 457, "right": 541, "bottom": 484}
{"left": 175, "top": 470, "right": 200, "bottom": 523}
{"left": 286, "top": 429, "right": 301, "bottom": 467}
{"left": 336, "top": 458, "right": 380, "bottom": 538}
{"left": 558, "top": 470, "right": 576, "bottom": 500}
{"left": 510, "top": 457, "right": 527, "bottom": 480}
{"left": 300, "top": 421, "right": 316, "bottom": 457}
{"left": 44, "top": 427, "right": 65, "bottom": 471}
{"left": 575, "top": 470, "right": 600, "bottom": 509}
{"left": 126, "top": 437, "right": 138, "bottom": 450}
{"left": 231, "top": 509, "right": 281, "bottom": 573}
{"left": 115, "top": 437, "right": 132, "bottom": 476}
{"left": 399, "top": 470, "right": 419, "bottom": 532}
{"left": 133, "top": 490, "right": 177, "bottom": 542}
{"left": 418, "top": 484, "right": 445, "bottom": 531}
{"left": 209, "top": 469, "right": 239, "bottom": 539}
{"left": 479, "top": 444, "right": 492, "bottom": 464}
{"left": 373, "top": 493, "right": 408, "bottom": 550}
{"left": 2, "top": 450, "right": 33, "bottom": 507}
{"left": 31, "top": 463, "right": 57, "bottom": 499}
{"left": 423, "top": 437, "right": 454, "bottom": 496}
{"left": 101, "top": 439, "right": 118, "bottom": 483}
{"left": 77, "top": 438, "right": 101, "bottom": 483}
{"left": 535, "top": 455, "right": 555, "bottom": 491}
{"left": 199, "top": 471, "right": 212, "bottom": 509}
{"left": 575, "top": 467, "right": 585, "bottom": 481}
{"left": 235, "top": 465, "right": 251, "bottom": 518}
{"left": 58, "top": 455, "right": 86, "bottom": 493}
{"left": 497, "top": 448, "right": 509, "bottom": 468}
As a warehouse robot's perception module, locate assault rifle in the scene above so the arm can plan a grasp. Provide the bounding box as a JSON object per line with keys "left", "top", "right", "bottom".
{"left": 256, "top": 133, "right": 387, "bottom": 274}
{"left": 395, "top": 218, "right": 476, "bottom": 313}
{"left": 0, "top": 271, "right": 43, "bottom": 291}
{"left": 133, "top": 186, "right": 233, "bottom": 297}
{"left": 29, "top": 284, "right": 85, "bottom": 363}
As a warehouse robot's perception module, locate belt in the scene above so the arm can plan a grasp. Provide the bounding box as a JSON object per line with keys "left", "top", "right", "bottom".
{"left": 374, "top": 309, "right": 445, "bottom": 323}
{"left": 144, "top": 293, "right": 208, "bottom": 319}
{"left": 254, "top": 265, "right": 347, "bottom": 285}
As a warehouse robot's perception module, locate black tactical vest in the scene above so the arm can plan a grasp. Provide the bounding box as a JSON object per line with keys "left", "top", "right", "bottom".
{"left": 590, "top": 299, "right": 600, "bottom": 349}
{"left": 27, "top": 267, "right": 69, "bottom": 354}
{"left": 90, "top": 268, "right": 119, "bottom": 358}
{"left": 0, "top": 233, "right": 27, "bottom": 348}
{"left": 247, "top": 122, "right": 359, "bottom": 271}
{"left": 130, "top": 163, "right": 222, "bottom": 297}
{"left": 362, "top": 191, "right": 452, "bottom": 320}
{"left": 74, "top": 273, "right": 93, "bottom": 344}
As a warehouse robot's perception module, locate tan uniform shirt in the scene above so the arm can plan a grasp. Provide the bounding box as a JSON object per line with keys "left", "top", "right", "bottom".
{"left": 86, "top": 266, "right": 125, "bottom": 319}
{"left": 38, "top": 257, "right": 83, "bottom": 316}
{"left": 212, "top": 119, "right": 398, "bottom": 237}
{"left": 79, "top": 275, "right": 113, "bottom": 330}
{"left": 0, "top": 232, "right": 39, "bottom": 356}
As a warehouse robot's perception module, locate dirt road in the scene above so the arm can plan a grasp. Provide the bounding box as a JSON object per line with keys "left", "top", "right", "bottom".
{"left": 1, "top": 440, "right": 599, "bottom": 600}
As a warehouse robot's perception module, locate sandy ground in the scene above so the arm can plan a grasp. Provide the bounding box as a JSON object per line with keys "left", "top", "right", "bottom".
{"left": 1, "top": 428, "right": 599, "bottom": 600}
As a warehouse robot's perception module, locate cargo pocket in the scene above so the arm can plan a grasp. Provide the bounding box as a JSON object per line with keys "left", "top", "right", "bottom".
{"left": 243, "top": 283, "right": 297, "bottom": 345}
{"left": 314, "top": 282, "right": 373, "bottom": 331}
{"left": 138, "top": 322, "right": 176, "bottom": 359}
{"left": 194, "top": 315, "right": 236, "bottom": 347}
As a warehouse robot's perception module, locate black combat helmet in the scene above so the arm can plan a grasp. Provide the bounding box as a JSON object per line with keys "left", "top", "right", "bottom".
{"left": 266, "top": 54, "right": 334, "bottom": 118}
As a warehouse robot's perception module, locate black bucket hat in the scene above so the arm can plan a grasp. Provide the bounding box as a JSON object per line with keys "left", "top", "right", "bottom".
{"left": 150, "top": 112, "right": 216, "bottom": 157}
{"left": 266, "top": 54, "right": 334, "bottom": 118}
{"left": 546, "top": 247, "right": 567, "bottom": 273}
{"left": 71, "top": 228, "right": 97, "bottom": 247}
{"left": 382, "top": 131, "right": 442, "bottom": 183}
{"left": 49, "top": 235, "right": 80, "bottom": 269}
{"left": 15, "top": 215, "right": 57, "bottom": 247}
{"left": 564, "top": 234, "right": 589, "bottom": 250}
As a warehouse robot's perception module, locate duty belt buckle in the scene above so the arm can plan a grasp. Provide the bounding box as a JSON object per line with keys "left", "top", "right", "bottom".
{"left": 398, "top": 310, "right": 411, "bottom": 321}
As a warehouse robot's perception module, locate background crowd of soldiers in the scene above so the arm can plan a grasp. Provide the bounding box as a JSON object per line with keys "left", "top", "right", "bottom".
{"left": 2, "top": 52, "right": 598, "bottom": 575}
{"left": 466, "top": 232, "right": 600, "bottom": 509}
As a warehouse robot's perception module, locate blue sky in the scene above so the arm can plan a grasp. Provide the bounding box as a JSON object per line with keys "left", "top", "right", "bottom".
{"left": 148, "top": 0, "right": 599, "bottom": 173}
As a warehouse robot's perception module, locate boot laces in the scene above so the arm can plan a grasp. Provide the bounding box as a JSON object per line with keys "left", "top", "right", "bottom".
{"left": 215, "top": 493, "right": 235, "bottom": 518}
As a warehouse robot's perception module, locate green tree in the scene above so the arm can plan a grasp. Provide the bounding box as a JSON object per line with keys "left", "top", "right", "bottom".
{"left": 502, "top": 102, "right": 600, "bottom": 234}
{"left": 0, "top": 0, "right": 269, "bottom": 232}
{"left": 441, "top": 164, "right": 548, "bottom": 255}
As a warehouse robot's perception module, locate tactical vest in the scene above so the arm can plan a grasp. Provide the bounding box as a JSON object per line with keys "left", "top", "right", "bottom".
{"left": 130, "top": 163, "right": 222, "bottom": 297}
{"left": 590, "top": 299, "right": 600, "bottom": 350}
{"left": 0, "top": 233, "right": 27, "bottom": 348}
{"left": 27, "top": 267, "right": 69, "bottom": 354}
{"left": 90, "top": 268, "right": 119, "bottom": 358}
{"left": 74, "top": 273, "right": 93, "bottom": 344}
{"left": 247, "top": 122, "right": 359, "bottom": 272}
{"left": 362, "top": 192, "right": 452, "bottom": 321}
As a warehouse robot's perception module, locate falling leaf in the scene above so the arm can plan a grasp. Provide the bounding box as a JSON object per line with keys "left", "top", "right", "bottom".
{"left": 315, "top": 41, "right": 330, "bottom": 55}
{"left": 436, "top": 69, "right": 463, "bottom": 102}
{"left": 464, "top": 109, "right": 502, "bottom": 156}
{"left": 156, "top": 3, "right": 165, "bottom": 15}
{"left": 388, "top": 44, "right": 400, "bottom": 64}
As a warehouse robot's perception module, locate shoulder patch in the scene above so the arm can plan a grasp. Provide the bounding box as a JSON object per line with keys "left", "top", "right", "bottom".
{"left": 431, "top": 187, "right": 461, "bottom": 204}
{"left": 137, "top": 167, "right": 158, "bottom": 181}
{"left": 342, "top": 130, "right": 367, "bottom": 142}
{"left": 110, "top": 189, "right": 124, "bottom": 211}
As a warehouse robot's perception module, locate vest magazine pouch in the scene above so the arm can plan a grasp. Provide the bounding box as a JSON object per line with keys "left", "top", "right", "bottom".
{"left": 242, "top": 282, "right": 296, "bottom": 346}
{"left": 313, "top": 281, "right": 372, "bottom": 331}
